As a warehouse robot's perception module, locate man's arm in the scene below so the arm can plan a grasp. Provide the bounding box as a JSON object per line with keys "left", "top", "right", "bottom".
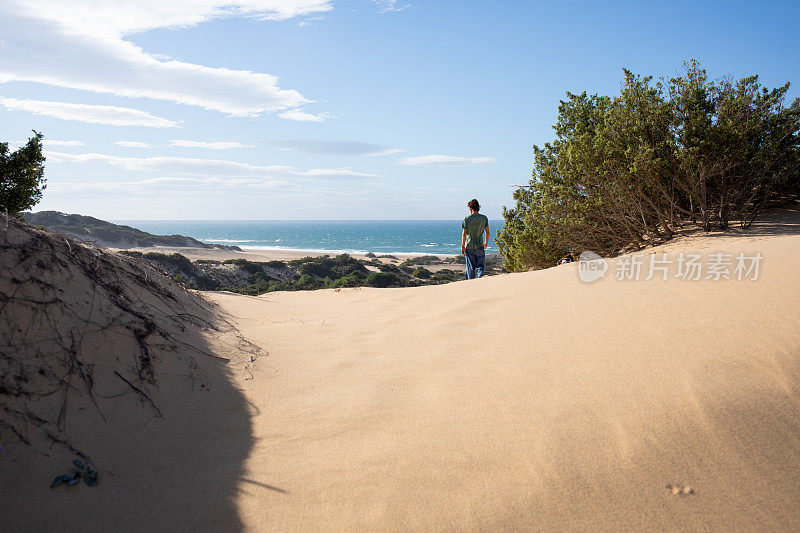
{"left": 461, "top": 228, "right": 467, "bottom": 255}
{"left": 484, "top": 226, "right": 490, "bottom": 249}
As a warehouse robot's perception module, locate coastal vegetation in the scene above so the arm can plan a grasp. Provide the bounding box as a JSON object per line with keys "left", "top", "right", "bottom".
{"left": 118, "top": 251, "right": 496, "bottom": 294}
{"left": 498, "top": 61, "right": 800, "bottom": 270}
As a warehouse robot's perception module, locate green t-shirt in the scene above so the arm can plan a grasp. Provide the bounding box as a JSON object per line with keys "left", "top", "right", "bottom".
{"left": 462, "top": 213, "right": 489, "bottom": 249}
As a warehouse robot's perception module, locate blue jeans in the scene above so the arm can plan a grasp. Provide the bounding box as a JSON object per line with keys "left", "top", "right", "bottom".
{"left": 465, "top": 248, "right": 485, "bottom": 279}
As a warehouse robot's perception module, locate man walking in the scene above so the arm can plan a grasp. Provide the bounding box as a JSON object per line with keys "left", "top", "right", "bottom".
{"left": 461, "top": 199, "right": 490, "bottom": 279}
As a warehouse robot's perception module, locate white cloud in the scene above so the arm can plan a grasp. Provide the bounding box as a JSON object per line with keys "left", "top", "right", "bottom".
{"left": 45, "top": 150, "right": 383, "bottom": 180}
{"left": 115, "top": 141, "right": 153, "bottom": 148}
{"left": 270, "top": 139, "right": 402, "bottom": 156}
{"left": 298, "top": 168, "right": 386, "bottom": 179}
{"left": 170, "top": 140, "right": 254, "bottom": 149}
{"left": 43, "top": 139, "right": 84, "bottom": 147}
{"left": 397, "top": 154, "right": 497, "bottom": 167}
{"left": 0, "top": 97, "right": 178, "bottom": 127}
{"left": 278, "top": 109, "right": 330, "bottom": 122}
{"left": 0, "top": 2, "right": 332, "bottom": 118}
{"left": 372, "top": 1, "right": 412, "bottom": 13}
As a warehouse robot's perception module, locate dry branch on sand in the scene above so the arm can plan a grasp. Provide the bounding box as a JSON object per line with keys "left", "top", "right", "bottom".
{"left": 0, "top": 216, "right": 261, "bottom": 463}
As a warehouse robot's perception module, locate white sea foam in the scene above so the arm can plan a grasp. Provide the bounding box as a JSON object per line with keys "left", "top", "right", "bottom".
{"left": 236, "top": 245, "right": 456, "bottom": 256}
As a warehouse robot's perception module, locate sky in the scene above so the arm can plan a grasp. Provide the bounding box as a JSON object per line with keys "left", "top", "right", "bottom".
{"left": 2, "top": 0, "right": 799, "bottom": 220}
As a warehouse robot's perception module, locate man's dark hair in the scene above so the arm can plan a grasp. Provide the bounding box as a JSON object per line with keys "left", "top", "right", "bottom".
{"left": 467, "top": 199, "right": 480, "bottom": 211}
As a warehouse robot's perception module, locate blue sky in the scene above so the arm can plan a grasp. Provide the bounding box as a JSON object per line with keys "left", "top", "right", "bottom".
{"left": 2, "top": 0, "right": 798, "bottom": 220}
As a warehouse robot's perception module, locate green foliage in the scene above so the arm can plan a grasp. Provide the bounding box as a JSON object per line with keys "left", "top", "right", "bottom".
{"left": 412, "top": 267, "right": 432, "bottom": 279}
{"left": 399, "top": 255, "right": 442, "bottom": 267}
{"left": 1, "top": 132, "right": 46, "bottom": 216}
{"left": 295, "top": 273, "right": 320, "bottom": 289}
{"left": 500, "top": 60, "right": 800, "bottom": 271}
{"left": 130, "top": 249, "right": 491, "bottom": 295}
{"left": 377, "top": 263, "right": 401, "bottom": 273}
{"left": 117, "top": 250, "right": 143, "bottom": 258}
{"left": 365, "top": 272, "right": 404, "bottom": 288}
{"left": 144, "top": 252, "right": 192, "bottom": 269}
{"left": 291, "top": 254, "right": 369, "bottom": 279}
{"left": 430, "top": 269, "right": 462, "bottom": 282}
{"left": 221, "top": 258, "right": 266, "bottom": 276}
{"left": 330, "top": 273, "right": 363, "bottom": 288}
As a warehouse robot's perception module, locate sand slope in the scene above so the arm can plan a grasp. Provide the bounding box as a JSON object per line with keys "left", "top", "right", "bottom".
{"left": 210, "top": 232, "right": 800, "bottom": 531}
{"left": 0, "top": 218, "right": 260, "bottom": 531}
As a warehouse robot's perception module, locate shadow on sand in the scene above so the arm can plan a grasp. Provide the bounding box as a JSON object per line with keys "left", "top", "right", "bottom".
{"left": 0, "top": 217, "right": 273, "bottom": 531}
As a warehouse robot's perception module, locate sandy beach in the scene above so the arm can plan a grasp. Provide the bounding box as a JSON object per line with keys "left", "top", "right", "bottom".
{"left": 3, "top": 209, "right": 800, "bottom": 530}
{"left": 205, "top": 229, "right": 800, "bottom": 530}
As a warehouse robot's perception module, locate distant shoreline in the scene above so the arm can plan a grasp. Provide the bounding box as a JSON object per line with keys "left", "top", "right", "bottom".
{"left": 107, "top": 245, "right": 486, "bottom": 265}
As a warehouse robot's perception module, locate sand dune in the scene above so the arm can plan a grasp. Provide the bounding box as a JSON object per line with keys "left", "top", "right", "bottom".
{"left": 211, "top": 231, "right": 800, "bottom": 530}
{"left": 3, "top": 213, "right": 800, "bottom": 531}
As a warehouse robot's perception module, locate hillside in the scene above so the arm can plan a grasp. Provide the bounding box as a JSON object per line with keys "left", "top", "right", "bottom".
{"left": 21, "top": 210, "right": 241, "bottom": 250}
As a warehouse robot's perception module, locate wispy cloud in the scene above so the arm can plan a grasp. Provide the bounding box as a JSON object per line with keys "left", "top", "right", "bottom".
{"left": 170, "top": 140, "right": 254, "bottom": 149}
{"left": 0, "top": 2, "right": 332, "bottom": 118}
{"left": 45, "top": 150, "right": 383, "bottom": 180}
{"left": 397, "top": 154, "right": 497, "bottom": 167}
{"left": 270, "top": 139, "right": 402, "bottom": 156}
{"left": 0, "top": 96, "right": 178, "bottom": 127}
{"left": 115, "top": 141, "right": 153, "bottom": 148}
{"left": 371, "top": 1, "right": 413, "bottom": 13}
{"left": 278, "top": 109, "right": 331, "bottom": 122}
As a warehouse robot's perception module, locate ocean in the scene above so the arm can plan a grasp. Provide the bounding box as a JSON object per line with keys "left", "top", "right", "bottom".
{"left": 113, "top": 220, "right": 504, "bottom": 256}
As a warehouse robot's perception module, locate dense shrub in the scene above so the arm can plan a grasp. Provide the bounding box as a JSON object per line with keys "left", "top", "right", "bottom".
{"left": 377, "top": 263, "right": 401, "bottom": 273}
{"left": 293, "top": 254, "right": 369, "bottom": 279}
{"left": 330, "top": 273, "right": 363, "bottom": 288}
{"left": 499, "top": 60, "right": 800, "bottom": 270}
{"left": 221, "top": 258, "right": 266, "bottom": 276}
{"left": 431, "top": 269, "right": 462, "bottom": 282}
{"left": 365, "top": 272, "right": 404, "bottom": 288}
{"left": 117, "top": 250, "right": 143, "bottom": 258}
{"left": 412, "top": 267, "right": 432, "bottom": 279}
{"left": 399, "top": 255, "right": 442, "bottom": 267}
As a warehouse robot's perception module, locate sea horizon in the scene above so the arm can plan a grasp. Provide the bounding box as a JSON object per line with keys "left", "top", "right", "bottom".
{"left": 114, "top": 219, "right": 505, "bottom": 256}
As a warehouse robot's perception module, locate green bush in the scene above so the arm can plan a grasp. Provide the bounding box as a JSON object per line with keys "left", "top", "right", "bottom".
{"left": 117, "top": 250, "right": 143, "bottom": 258}
{"left": 412, "top": 267, "right": 432, "bottom": 279}
{"left": 295, "top": 273, "right": 320, "bottom": 289}
{"left": 330, "top": 273, "right": 363, "bottom": 288}
{"left": 222, "top": 258, "right": 266, "bottom": 276}
{"left": 365, "top": 272, "right": 403, "bottom": 288}
{"left": 377, "top": 263, "right": 401, "bottom": 273}
{"left": 431, "top": 269, "right": 462, "bottom": 282}
{"left": 400, "top": 255, "right": 441, "bottom": 267}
